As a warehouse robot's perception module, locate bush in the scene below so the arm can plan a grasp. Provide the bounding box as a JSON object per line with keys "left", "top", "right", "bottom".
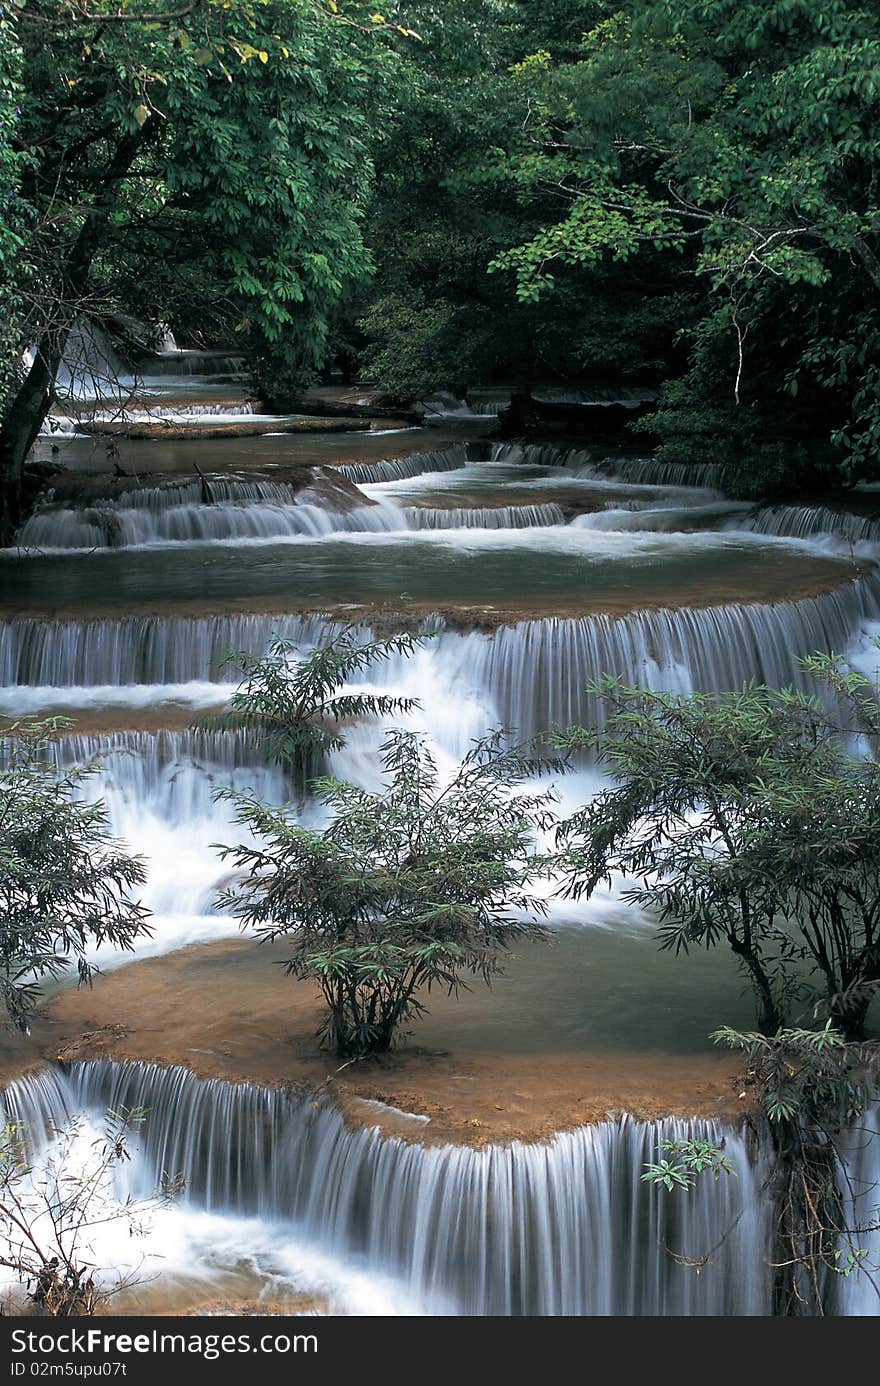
{"left": 216, "top": 729, "right": 556, "bottom": 1057}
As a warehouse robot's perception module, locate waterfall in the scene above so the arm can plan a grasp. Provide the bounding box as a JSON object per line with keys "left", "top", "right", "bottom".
{"left": 599, "top": 458, "right": 732, "bottom": 490}
{"left": 37, "top": 730, "right": 292, "bottom": 937}
{"left": 49, "top": 727, "right": 273, "bottom": 777}
{"left": 572, "top": 497, "right": 880, "bottom": 547}
{"left": 134, "top": 352, "right": 245, "bottom": 377}
{"left": 17, "top": 500, "right": 400, "bottom": 551}
{"left": 734, "top": 505, "right": 880, "bottom": 546}
{"left": 0, "top": 1061, "right": 772, "bottom": 1316}
{"left": 440, "top": 580, "right": 880, "bottom": 735}
{"left": 112, "top": 400, "right": 259, "bottom": 417}
{"left": 834, "top": 1106, "right": 880, "bottom": 1316}
{"left": 103, "top": 478, "right": 299, "bottom": 508}
{"left": 489, "top": 441, "right": 591, "bottom": 470}
{"left": 17, "top": 477, "right": 302, "bottom": 547}
{"left": 52, "top": 321, "right": 131, "bottom": 399}
{"left": 4, "top": 580, "right": 877, "bottom": 737}
{"left": 401, "top": 502, "right": 565, "bottom": 529}
{"left": 15, "top": 495, "right": 567, "bottom": 552}
{"left": 572, "top": 501, "right": 750, "bottom": 533}
{"left": 337, "top": 446, "right": 478, "bottom": 485}
{"left": 335, "top": 441, "right": 581, "bottom": 485}
{"left": 14, "top": 442, "right": 719, "bottom": 553}
{"left": 46, "top": 728, "right": 290, "bottom": 824}
{"left": 0, "top": 612, "right": 339, "bottom": 689}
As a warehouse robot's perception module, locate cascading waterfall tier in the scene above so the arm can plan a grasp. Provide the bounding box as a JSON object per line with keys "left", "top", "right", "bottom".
{"left": 48, "top": 727, "right": 272, "bottom": 776}
{"left": 26, "top": 730, "right": 292, "bottom": 929}
{"left": 0, "top": 1061, "right": 773, "bottom": 1316}
{"left": 337, "top": 445, "right": 488, "bottom": 485}
{"left": 446, "top": 579, "right": 880, "bottom": 733}
{"left": 4, "top": 579, "right": 878, "bottom": 738}
{"left": 734, "top": 505, "right": 880, "bottom": 546}
{"left": 488, "top": 441, "right": 592, "bottom": 470}
{"left": 402, "top": 502, "right": 565, "bottom": 530}
{"left": 111, "top": 400, "right": 259, "bottom": 417}
{"left": 13, "top": 444, "right": 583, "bottom": 550}
{"left": 334, "top": 441, "right": 582, "bottom": 486}
{"left": 573, "top": 501, "right": 749, "bottom": 533}
{"left": 598, "top": 458, "right": 732, "bottom": 491}
{"left": 43, "top": 728, "right": 290, "bottom": 822}
{"left": 18, "top": 499, "right": 399, "bottom": 551}
{"left": 16, "top": 495, "right": 568, "bottom": 551}
{"left": 0, "top": 612, "right": 340, "bottom": 689}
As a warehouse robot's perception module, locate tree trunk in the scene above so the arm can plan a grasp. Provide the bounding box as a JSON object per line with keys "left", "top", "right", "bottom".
{"left": 852, "top": 235, "right": 880, "bottom": 297}
{"left": 831, "top": 989, "right": 872, "bottom": 1043}
{"left": 769, "top": 1119, "right": 842, "bottom": 1316}
{"left": 0, "top": 347, "right": 56, "bottom": 541}
{"left": 0, "top": 129, "right": 145, "bottom": 543}
{"left": 733, "top": 942, "right": 783, "bottom": 1035}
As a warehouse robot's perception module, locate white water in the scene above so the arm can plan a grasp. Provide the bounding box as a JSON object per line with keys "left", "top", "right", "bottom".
{"left": 1, "top": 1058, "right": 874, "bottom": 1316}
{"left": 4, "top": 581, "right": 877, "bottom": 731}
{"left": 0, "top": 1061, "right": 774, "bottom": 1316}
{"left": 22, "top": 444, "right": 877, "bottom": 560}
{"left": 45, "top": 731, "right": 290, "bottom": 963}
{"left": 3, "top": 572, "right": 877, "bottom": 965}
{"left": 4, "top": 575, "right": 877, "bottom": 697}
{"left": 6, "top": 428, "right": 880, "bottom": 1317}
{"left": 734, "top": 504, "right": 880, "bottom": 546}
{"left": 16, "top": 494, "right": 566, "bottom": 552}
{"left": 6, "top": 1061, "right": 877, "bottom": 1315}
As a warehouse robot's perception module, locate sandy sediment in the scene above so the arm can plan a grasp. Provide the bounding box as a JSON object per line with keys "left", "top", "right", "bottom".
{"left": 8, "top": 939, "right": 753, "bottom": 1148}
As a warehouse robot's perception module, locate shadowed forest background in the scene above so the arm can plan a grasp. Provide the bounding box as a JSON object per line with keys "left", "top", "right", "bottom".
{"left": 3, "top": 0, "right": 880, "bottom": 526}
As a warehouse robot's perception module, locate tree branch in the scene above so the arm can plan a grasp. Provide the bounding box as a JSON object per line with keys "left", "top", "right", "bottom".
{"left": 11, "top": 1, "right": 202, "bottom": 25}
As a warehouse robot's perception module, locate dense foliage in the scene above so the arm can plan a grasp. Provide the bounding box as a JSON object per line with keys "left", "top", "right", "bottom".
{"left": 349, "top": 1, "right": 880, "bottom": 494}
{"left": 3, "top": 2, "right": 879, "bottom": 506}
{"left": 0, "top": 1, "right": 402, "bottom": 534}
{"left": 349, "top": 1, "right": 695, "bottom": 402}
{"left": 484, "top": 2, "right": 880, "bottom": 494}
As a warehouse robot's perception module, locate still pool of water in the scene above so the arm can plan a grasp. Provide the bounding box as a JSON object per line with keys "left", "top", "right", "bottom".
{"left": 0, "top": 525, "right": 853, "bottom": 617}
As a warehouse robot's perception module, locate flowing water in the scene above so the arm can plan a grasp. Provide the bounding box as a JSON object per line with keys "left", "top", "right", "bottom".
{"left": 2, "top": 1059, "right": 877, "bottom": 1316}
{"left": 0, "top": 1061, "right": 772, "bottom": 1316}
{"left": 3, "top": 365, "right": 880, "bottom": 1315}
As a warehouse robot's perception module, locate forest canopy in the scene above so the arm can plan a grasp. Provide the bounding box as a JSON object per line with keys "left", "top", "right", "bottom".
{"left": 2, "top": 0, "right": 879, "bottom": 520}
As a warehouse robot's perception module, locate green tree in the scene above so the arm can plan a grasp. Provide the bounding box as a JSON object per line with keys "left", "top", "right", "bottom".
{"left": 202, "top": 627, "right": 427, "bottom": 782}
{"left": 216, "top": 728, "right": 554, "bottom": 1056}
{"left": 0, "top": 1, "right": 406, "bottom": 537}
{"left": 351, "top": 1, "right": 692, "bottom": 402}
{"left": 489, "top": 1, "right": 880, "bottom": 494}
{"left": 0, "top": 719, "right": 150, "bottom": 1030}
{"left": 551, "top": 659, "right": 880, "bottom": 1040}
{"left": 716, "top": 1023, "right": 880, "bottom": 1315}
{"left": 0, "top": 9, "right": 26, "bottom": 418}
{"left": 643, "top": 1024, "right": 880, "bottom": 1314}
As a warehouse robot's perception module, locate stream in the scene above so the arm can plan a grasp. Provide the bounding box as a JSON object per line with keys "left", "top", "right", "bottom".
{"left": 2, "top": 357, "right": 880, "bottom": 1315}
